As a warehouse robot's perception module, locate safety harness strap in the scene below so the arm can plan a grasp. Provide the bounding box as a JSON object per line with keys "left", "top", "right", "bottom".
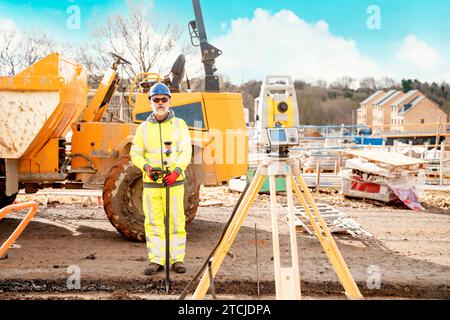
{"left": 144, "top": 180, "right": 184, "bottom": 188}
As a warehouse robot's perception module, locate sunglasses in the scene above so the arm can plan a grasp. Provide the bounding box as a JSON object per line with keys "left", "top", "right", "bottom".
{"left": 151, "top": 97, "right": 169, "bottom": 103}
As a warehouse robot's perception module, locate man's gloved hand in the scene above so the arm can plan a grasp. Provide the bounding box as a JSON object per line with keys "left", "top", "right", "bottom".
{"left": 163, "top": 171, "right": 179, "bottom": 186}
{"left": 144, "top": 165, "right": 159, "bottom": 181}
{"left": 144, "top": 164, "right": 152, "bottom": 176}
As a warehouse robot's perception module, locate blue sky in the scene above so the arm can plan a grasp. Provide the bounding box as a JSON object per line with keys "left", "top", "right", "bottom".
{"left": 1, "top": 0, "right": 449, "bottom": 83}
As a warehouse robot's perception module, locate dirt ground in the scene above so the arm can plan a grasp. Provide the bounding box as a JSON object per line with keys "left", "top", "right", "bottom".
{"left": 0, "top": 187, "right": 449, "bottom": 300}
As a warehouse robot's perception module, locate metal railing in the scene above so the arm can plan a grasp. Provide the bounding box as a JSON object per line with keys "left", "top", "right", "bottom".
{"left": 247, "top": 124, "right": 449, "bottom": 188}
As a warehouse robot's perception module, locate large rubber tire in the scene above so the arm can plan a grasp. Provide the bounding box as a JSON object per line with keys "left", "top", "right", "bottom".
{"left": 0, "top": 159, "right": 17, "bottom": 209}
{"left": 103, "top": 156, "right": 200, "bottom": 241}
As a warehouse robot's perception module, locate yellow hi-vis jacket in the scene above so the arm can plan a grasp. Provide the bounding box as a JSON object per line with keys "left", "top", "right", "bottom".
{"left": 130, "top": 110, "right": 192, "bottom": 183}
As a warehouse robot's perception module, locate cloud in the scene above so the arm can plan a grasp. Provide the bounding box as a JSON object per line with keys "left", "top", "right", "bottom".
{"left": 212, "top": 9, "right": 381, "bottom": 84}
{"left": 393, "top": 34, "right": 450, "bottom": 82}
{"left": 220, "top": 22, "right": 227, "bottom": 32}
{"left": 0, "top": 18, "right": 19, "bottom": 33}
{"left": 397, "top": 35, "right": 441, "bottom": 72}
{"left": 0, "top": 19, "right": 23, "bottom": 50}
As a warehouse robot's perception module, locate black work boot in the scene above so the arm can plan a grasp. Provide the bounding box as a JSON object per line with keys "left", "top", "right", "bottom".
{"left": 173, "top": 262, "right": 186, "bottom": 273}
{"left": 144, "top": 262, "right": 163, "bottom": 275}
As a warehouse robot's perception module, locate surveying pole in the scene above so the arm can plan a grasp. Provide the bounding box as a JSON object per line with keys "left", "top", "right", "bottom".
{"left": 163, "top": 141, "right": 173, "bottom": 294}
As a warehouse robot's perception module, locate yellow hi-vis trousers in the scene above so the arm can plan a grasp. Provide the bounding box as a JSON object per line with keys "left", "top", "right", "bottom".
{"left": 143, "top": 184, "right": 186, "bottom": 266}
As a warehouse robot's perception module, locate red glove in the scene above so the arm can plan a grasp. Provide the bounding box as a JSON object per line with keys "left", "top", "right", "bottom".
{"left": 163, "top": 171, "right": 179, "bottom": 186}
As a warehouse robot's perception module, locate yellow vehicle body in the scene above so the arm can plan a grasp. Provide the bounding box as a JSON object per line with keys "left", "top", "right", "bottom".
{"left": 1, "top": 0, "right": 249, "bottom": 240}
{"left": 0, "top": 53, "right": 247, "bottom": 187}
{"left": 0, "top": 53, "right": 87, "bottom": 184}
{"left": 0, "top": 53, "right": 87, "bottom": 159}
{"left": 70, "top": 122, "right": 137, "bottom": 188}
{"left": 0, "top": 52, "right": 248, "bottom": 240}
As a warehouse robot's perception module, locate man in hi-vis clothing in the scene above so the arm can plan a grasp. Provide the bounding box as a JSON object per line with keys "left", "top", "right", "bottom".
{"left": 130, "top": 83, "right": 192, "bottom": 275}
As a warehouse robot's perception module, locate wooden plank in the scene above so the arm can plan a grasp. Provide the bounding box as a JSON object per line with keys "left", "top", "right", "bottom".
{"left": 199, "top": 201, "right": 223, "bottom": 207}
{"left": 344, "top": 150, "right": 428, "bottom": 167}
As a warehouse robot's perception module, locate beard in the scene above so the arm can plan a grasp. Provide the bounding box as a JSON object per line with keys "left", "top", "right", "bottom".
{"left": 154, "top": 107, "right": 168, "bottom": 117}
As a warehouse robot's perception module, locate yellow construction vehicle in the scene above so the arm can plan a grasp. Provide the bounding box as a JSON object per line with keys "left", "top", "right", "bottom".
{"left": 0, "top": 0, "right": 247, "bottom": 241}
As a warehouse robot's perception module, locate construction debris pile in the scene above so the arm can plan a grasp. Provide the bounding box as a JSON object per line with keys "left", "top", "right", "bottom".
{"left": 419, "top": 191, "right": 450, "bottom": 211}
{"left": 341, "top": 150, "right": 427, "bottom": 210}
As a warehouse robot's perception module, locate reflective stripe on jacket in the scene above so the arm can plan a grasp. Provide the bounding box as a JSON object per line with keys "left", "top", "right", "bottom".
{"left": 130, "top": 110, "right": 192, "bottom": 183}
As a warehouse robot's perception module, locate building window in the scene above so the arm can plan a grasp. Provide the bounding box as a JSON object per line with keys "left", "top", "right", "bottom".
{"left": 421, "top": 119, "right": 425, "bottom": 124}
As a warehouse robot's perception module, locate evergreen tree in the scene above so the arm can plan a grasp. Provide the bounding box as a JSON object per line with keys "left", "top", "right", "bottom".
{"left": 401, "top": 79, "right": 413, "bottom": 92}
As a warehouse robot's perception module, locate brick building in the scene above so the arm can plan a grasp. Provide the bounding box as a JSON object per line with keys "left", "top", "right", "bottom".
{"left": 357, "top": 90, "right": 448, "bottom": 133}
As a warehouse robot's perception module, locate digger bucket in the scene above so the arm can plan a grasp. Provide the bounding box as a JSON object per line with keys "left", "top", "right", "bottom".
{"left": 0, "top": 53, "right": 88, "bottom": 159}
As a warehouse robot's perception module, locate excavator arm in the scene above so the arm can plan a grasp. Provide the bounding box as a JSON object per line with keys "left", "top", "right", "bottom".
{"left": 189, "top": 0, "right": 222, "bottom": 92}
{"left": 81, "top": 53, "right": 131, "bottom": 122}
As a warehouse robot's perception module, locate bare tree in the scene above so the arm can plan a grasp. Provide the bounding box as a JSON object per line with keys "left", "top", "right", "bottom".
{"left": 90, "top": 0, "right": 185, "bottom": 81}
{"left": 376, "top": 76, "right": 396, "bottom": 89}
{"left": 359, "top": 77, "right": 376, "bottom": 90}
{"left": 319, "top": 97, "right": 358, "bottom": 124}
{"left": 331, "top": 76, "right": 355, "bottom": 90}
{"left": 0, "top": 26, "right": 25, "bottom": 76}
{"left": 22, "top": 33, "right": 56, "bottom": 67}
{"left": 69, "top": 45, "right": 105, "bottom": 86}
{"left": 0, "top": 26, "right": 56, "bottom": 76}
{"left": 315, "top": 79, "right": 327, "bottom": 89}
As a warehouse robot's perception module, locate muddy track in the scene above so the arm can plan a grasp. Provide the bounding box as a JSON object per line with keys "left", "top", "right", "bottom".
{"left": 2, "top": 190, "right": 449, "bottom": 300}
{"left": 1, "top": 278, "right": 448, "bottom": 299}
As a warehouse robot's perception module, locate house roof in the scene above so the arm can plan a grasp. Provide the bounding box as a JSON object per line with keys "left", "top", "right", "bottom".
{"left": 391, "top": 90, "right": 421, "bottom": 107}
{"left": 399, "top": 96, "right": 426, "bottom": 114}
{"left": 372, "top": 90, "right": 401, "bottom": 106}
{"left": 360, "top": 90, "right": 385, "bottom": 105}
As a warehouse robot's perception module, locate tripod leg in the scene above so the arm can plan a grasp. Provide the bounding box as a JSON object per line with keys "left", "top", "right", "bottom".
{"left": 285, "top": 176, "right": 302, "bottom": 298}
{"left": 270, "top": 175, "right": 302, "bottom": 300}
{"left": 192, "top": 169, "right": 266, "bottom": 300}
{"left": 292, "top": 175, "right": 363, "bottom": 299}
{"left": 268, "top": 175, "right": 282, "bottom": 297}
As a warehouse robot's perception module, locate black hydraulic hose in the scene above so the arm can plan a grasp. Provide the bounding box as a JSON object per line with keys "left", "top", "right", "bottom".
{"left": 178, "top": 180, "right": 252, "bottom": 300}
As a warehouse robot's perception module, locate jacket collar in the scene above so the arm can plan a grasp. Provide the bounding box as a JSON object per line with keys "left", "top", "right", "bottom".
{"left": 146, "top": 109, "right": 175, "bottom": 123}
